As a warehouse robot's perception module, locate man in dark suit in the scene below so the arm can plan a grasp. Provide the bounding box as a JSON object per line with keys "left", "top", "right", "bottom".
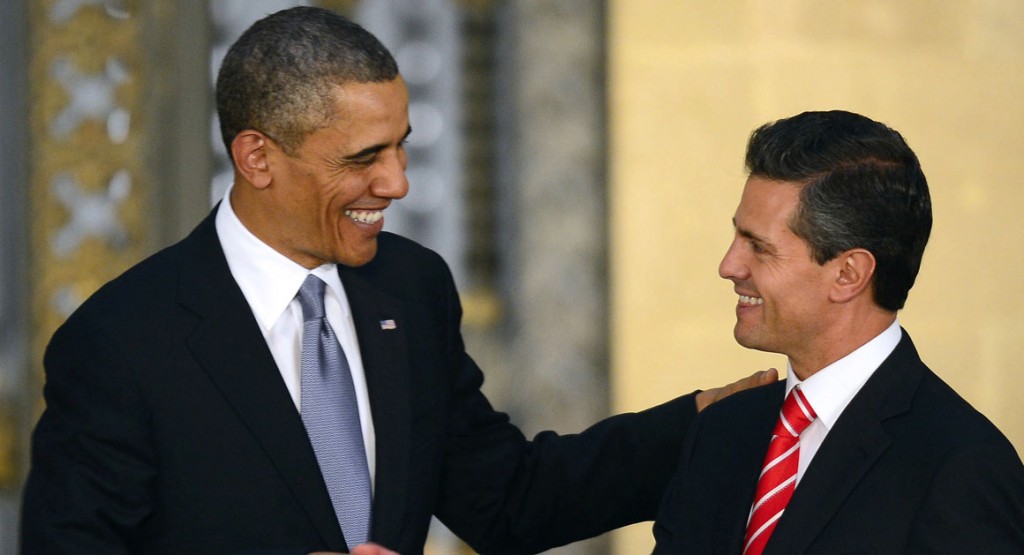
{"left": 20, "top": 7, "right": 773, "bottom": 554}
{"left": 653, "top": 110, "right": 1024, "bottom": 554}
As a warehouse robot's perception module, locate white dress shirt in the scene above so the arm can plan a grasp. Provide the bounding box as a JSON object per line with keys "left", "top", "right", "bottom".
{"left": 786, "top": 319, "right": 902, "bottom": 484}
{"left": 215, "top": 185, "right": 376, "bottom": 487}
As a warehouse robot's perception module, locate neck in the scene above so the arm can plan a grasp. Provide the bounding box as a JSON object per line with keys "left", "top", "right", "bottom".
{"left": 229, "top": 181, "right": 260, "bottom": 235}
{"left": 229, "top": 182, "right": 324, "bottom": 270}
{"left": 788, "top": 308, "right": 896, "bottom": 380}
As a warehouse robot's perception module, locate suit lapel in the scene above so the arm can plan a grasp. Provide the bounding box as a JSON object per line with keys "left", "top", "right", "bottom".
{"left": 176, "top": 212, "right": 345, "bottom": 548}
{"left": 767, "top": 332, "right": 924, "bottom": 555}
{"left": 339, "top": 265, "right": 411, "bottom": 547}
{"left": 717, "top": 382, "right": 786, "bottom": 554}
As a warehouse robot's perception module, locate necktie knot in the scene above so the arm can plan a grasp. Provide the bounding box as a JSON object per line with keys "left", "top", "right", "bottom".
{"left": 297, "top": 274, "right": 326, "bottom": 322}
{"left": 774, "top": 387, "right": 817, "bottom": 440}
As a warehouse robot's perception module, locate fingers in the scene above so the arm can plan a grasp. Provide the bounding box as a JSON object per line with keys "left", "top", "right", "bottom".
{"left": 759, "top": 367, "right": 779, "bottom": 385}
{"left": 745, "top": 368, "right": 778, "bottom": 389}
{"left": 350, "top": 543, "right": 400, "bottom": 555}
{"left": 695, "top": 368, "right": 779, "bottom": 413}
{"left": 307, "top": 543, "right": 399, "bottom": 555}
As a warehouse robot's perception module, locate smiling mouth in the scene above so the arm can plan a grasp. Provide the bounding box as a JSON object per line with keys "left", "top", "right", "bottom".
{"left": 345, "top": 209, "right": 383, "bottom": 224}
{"left": 738, "top": 295, "right": 763, "bottom": 306}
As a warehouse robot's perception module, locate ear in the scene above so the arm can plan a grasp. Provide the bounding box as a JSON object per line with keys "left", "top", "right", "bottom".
{"left": 830, "top": 248, "right": 876, "bottom": 303}
{"left": 230, "top": 130, "right": 273, "bottom": 189}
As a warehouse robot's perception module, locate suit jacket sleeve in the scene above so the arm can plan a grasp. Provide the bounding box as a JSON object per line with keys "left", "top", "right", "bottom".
{"left": 21, "top": 306, "right": 157, "bottom": 553}
{"left": 413, "top": 246, "right": 698, "bottom": 554}
{"left": 651, "top": 405, "right": 705, "bottom": 554}
{"left": 436, "top": 355, "right": 697, "bottom": 555}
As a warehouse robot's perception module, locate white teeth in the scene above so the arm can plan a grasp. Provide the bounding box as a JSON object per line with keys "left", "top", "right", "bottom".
{"left": 344, "top": 209, "right": 383, "bottom": 224}
{"left": 738, "top": 295, "right": 763, "bottom": 306}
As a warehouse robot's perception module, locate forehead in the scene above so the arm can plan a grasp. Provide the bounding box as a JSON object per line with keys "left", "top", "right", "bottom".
{"left": 735, "top": 176, "right": 802, "bottom": 238}
{"left": 328, "top": 77, "right": 409, "bottom": 125}
{"left": 301, "top": 78, "right": 409, "bottom": 149}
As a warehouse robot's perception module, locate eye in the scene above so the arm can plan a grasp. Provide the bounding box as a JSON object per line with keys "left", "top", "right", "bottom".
{"left": 354, "top": 153, "right": 378, "bottom": 166}
{"left": 336, "top": 153, "right": 377, "bottom": 171}
{"left": 749, "top": 240, "right": 766, "bottom": 254}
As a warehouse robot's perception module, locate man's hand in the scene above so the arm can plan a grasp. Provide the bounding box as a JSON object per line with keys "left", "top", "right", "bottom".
{"left": 694, "top": 368, "right": 778, "bottom": 413}
{"left": 350, "top": 544, "right": 399, "bottom": 555}
{"left": 310, "top": 543, "right": 399, "bottom": 555}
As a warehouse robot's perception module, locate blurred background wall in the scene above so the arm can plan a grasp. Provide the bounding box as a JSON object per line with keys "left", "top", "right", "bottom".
{"left": 1, "top": 1, "right": 1022, "bottom": 554}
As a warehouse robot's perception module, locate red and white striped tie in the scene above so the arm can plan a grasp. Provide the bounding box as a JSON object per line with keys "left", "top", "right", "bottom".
{"left": 742, "top": 387, "right": 817, "bottom": 555}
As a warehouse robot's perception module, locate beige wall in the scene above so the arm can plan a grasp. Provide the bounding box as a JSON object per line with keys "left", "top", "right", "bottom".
{"left": 609, "top": 2, "right": 1024, "bottom": 552}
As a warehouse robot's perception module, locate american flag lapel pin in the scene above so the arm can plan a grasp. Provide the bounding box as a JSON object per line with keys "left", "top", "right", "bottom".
{"left": 379, "top": 319, "right": 397, "bottom": 330}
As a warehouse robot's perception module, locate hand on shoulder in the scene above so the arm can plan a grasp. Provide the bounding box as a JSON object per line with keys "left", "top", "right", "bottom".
{"left": 695, "top": 368, "right": 778, "bottom": 413}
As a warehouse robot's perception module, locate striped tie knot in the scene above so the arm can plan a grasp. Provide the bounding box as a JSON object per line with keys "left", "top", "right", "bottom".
{"left": 773, "top": 387, "right": 816, "bottom": 439}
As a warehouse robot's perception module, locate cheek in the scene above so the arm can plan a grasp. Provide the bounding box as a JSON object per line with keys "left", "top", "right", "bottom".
{"left": 323, "top": 175, "right": 367, "bottom": 206}
{"left": 773, "top": 280, "right": 826, "bottom": 323}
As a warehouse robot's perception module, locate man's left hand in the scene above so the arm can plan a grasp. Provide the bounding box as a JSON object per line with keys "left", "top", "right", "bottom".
{"left": 310, "top": 543, "right": 399, "bottom": 555}
{"left": 350, "top": 544, "right": 399, "bottom": 555}
{"left": 694, "top": 368, "right": 778, "bottom": 413}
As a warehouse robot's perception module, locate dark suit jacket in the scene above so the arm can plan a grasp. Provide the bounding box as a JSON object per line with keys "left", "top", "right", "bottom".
{"left": 653, "top": 331, "right": 1024, "bottom": 554}
{"left": 22, "top": 209, "right": 696, "bottom": 554}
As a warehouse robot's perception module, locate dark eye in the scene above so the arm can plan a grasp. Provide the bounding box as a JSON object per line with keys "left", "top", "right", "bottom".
{"left": 350, "top": 154, "right": 378, "bottom": 167}
{"left": 750, "top": 240, "right": 766, "bottom": 254}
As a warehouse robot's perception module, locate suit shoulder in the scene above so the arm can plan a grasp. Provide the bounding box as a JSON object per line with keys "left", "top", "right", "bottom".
{"left": 910, "top": 369, "right": 1017, "bottom": 450}
{"left": 699, "top": 381, "right": 784, "bottom": 423}
{"left": 56, "top": 237, "right": 191, "bottom": 336}
{"left": 375, "top": 232, "right": 447, "bottom": 266}
{"left": 866, "top": 361, "right": 1023, "bottom": 476}
{"left": 357, "top": 232, "right": 453, "bottom": 284}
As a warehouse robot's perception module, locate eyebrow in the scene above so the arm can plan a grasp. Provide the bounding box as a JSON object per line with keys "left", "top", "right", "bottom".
{"left": 345, "top": 125, "right": 413, "bottom": 161}
{"left": 732, "top": 217, "right": 773, "bottom": 249}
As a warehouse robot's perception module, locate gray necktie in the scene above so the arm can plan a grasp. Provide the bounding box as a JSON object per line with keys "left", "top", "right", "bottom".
{"left": 297, "top": 274, "right": 372, "bottom": 547}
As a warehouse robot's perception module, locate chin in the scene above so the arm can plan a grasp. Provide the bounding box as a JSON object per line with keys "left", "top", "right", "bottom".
{"left": 337, "top": 243, "right": 379, "bottom": 268}
{"left": 733, "top": 328, "right": 762, "bottom": 352}
{"left": 733, "top": 326, "right": 749, "bottom": 346}
{"left": 736, "top": 336, "right": 781, "bottom": 356}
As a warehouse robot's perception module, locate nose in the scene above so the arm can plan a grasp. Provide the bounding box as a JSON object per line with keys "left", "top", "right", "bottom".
{"left": 371, "top": 147, "right": 409, "bottom": 200}
{"left": 719, "top": 236, "right": 748, "bottom": 282}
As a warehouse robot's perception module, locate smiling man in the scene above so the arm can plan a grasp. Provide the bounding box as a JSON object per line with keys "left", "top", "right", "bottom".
{"left": 20, "top": 7, "right": 773, "bottom": 554}
{"left": 652, "top": 110, "right": 1024, "bottom": 554}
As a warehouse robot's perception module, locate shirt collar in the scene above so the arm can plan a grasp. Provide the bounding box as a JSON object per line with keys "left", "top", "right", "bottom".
{"left": 785, "top": 319, "right": 902, "bottom": 430}
{"left": 215, "top": 184, "right": 347, "bottom": 333}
